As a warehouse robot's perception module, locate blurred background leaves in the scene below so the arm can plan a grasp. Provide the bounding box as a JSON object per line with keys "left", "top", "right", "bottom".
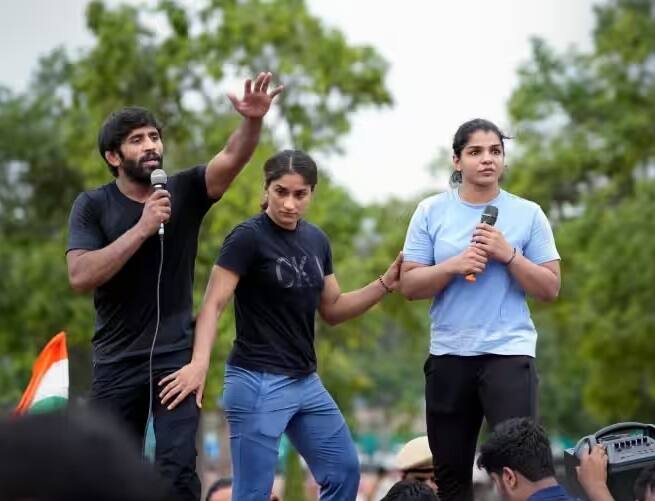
{"left": 1, "top": 0, "right": 654, "bottom": 447}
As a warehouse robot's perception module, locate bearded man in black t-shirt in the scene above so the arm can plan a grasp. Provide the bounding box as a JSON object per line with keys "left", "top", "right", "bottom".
{"left": 66, "top": 72, "right": 282, "bottom": 501}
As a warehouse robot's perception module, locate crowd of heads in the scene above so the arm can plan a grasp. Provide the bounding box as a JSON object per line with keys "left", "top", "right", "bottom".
{"left": 7, "top": 409, "right": 655, "bottom": 501}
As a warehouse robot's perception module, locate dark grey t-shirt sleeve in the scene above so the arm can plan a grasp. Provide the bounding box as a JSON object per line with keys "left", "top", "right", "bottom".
{"left": 190, "top": 164, "right": 218, "bottom": 206}
{"left": 175, "top": 165, "right": 218, "bottom": 216}
{"left": 322, "top": 233, "right": 334, "bottom": 277}
{"left": 216, "top": 224, "right": 257, "bottom": 276}
{"left": 67, "top": 192, "right": 106, "bottom": 253}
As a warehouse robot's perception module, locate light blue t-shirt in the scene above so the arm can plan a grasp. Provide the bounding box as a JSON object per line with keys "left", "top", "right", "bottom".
{"left": 403, "top": 189, "right": 560, "bottom": 357}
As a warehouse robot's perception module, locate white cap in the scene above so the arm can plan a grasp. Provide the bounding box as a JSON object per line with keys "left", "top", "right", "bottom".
{"left": 395, "top": 436, "right": 433, "bottom": 471}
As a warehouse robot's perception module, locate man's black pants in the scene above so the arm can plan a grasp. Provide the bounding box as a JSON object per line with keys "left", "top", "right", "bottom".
{"left": 424, "top": 354, "right": 538, "bottom": 501}
{"left": 90, "top": 355, "right": 201, "bottom": 501}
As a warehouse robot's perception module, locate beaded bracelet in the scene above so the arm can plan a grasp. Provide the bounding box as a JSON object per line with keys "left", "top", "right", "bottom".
{"left": 378, "top": 275, "right": 392, "bottom": 293}
{"left": 505, "top": 247, "right": 517, "bottom": 266}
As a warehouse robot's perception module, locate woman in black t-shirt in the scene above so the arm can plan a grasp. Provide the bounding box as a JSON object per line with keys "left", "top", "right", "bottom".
{"left": 160, "top": 150, "right": 401, "bottom": 501}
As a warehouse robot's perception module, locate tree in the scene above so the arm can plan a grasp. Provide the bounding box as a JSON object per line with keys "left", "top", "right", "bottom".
{"left": 0, "top": 0, "right": 393, "bottom": 415}
{"left": 506, "top": 0, "right": 655, "bottom": 430}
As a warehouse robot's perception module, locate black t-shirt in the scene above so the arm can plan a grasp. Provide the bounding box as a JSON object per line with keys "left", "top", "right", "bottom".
{"left": 217, "top": 212, "right": 333, "bottom": 377}
{"left": 67, "top": 166, "right": 215, "bottom": 366}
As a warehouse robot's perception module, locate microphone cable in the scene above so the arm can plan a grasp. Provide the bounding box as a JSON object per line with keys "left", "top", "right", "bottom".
{"left": 143, "top": 231, "right": 164, "bottom": 458}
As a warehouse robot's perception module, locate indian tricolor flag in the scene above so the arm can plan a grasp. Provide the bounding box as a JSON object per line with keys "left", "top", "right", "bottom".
{"left": 15, "top": 332, "right": 69, "bottom": 414}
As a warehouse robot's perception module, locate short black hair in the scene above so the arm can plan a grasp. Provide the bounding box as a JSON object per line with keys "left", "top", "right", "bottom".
{"left": 205, "top": 477, "right": 232, "bottom": 500}
{"left": 97, "top": 106, "right": 162, "bottom": 177}
{"left": 634, "top": 465, "right": 655, "bottom": 501}
{"left": 381, "top": 479, "right": 440, "bottom": 501}
{"left": 477, "top": 417, "right": 555, "bottom": 482}
{"left": 0, "top": 409, "right": 170, "bottom": 501}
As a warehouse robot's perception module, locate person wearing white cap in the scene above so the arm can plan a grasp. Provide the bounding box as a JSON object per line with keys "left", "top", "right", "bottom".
{"left": 395, "top": 436, "right": 438, "bottom": 492}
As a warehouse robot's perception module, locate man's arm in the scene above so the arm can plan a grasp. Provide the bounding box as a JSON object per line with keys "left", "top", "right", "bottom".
{"left": 67, "top": 189, "right": 171, "bottom": 292}
{"left": 68, "top": 229, "right": 147, "bottom": 293}
{"left": 205, "top": 72, "right": 283, "bottom": 199}
{"left": 577, "top": 445, "right": 614, "bottom": 501}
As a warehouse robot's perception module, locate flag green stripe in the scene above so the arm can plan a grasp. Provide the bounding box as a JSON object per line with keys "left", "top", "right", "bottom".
{"left": 29, "top": 396, "right": 67, "bottom": 414}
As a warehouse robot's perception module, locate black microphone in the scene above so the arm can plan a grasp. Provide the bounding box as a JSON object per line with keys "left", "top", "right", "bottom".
{"left": 150, "top": 169, "right": 168, "bottom": 237}
{"left": 465, "top": 205, "right": 498, "bottom": 282}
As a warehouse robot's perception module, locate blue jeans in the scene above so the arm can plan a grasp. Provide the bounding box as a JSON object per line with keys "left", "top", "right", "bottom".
{"left": 223, "top": 365, "right": 360, "bottom": 501}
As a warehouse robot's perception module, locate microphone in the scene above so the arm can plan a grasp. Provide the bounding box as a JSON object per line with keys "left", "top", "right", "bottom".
{"left": 465, "top": 205, "right": 498, "bottom": 283}
{"left": 150, "top": 169, "right": 168, "bottom": 237}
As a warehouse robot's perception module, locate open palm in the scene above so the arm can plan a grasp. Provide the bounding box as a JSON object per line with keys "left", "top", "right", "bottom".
{"left": 228, "top": 72, "right": 284, "bottom": 119}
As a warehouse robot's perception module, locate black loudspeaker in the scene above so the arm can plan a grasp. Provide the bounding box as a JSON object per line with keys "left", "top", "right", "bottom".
{"left": 564, "top": 422, "right": 655, "bottom": 501}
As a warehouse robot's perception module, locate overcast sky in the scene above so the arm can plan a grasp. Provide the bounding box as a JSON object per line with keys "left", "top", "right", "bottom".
{"left": 0, "top": 0, "right": 599, "bottom": 203}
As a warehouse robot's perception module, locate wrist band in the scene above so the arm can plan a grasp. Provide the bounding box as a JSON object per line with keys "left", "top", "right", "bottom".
{"left": 506, "top": 247, "right": 517, "bottom": 266}
{"left": 378, "top": 275, "right": 392, "bottom": 293}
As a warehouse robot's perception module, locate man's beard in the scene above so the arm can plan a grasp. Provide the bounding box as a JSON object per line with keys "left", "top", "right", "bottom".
{"left": 121, "top": 153, "right": 164, "bottom": 185}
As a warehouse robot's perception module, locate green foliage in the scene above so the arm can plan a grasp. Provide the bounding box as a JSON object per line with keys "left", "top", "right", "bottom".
{"left": 507, "top": 0, "right": 655, "bottom": 432}
{"left": 10, "top": 0, "right": 652, "bottom": 456}
{"left": 283, "top": 449, "right": 308, "bottom": 501}
{"left": 0, "top": 0, "right": 395, "bottom": 418}
{"left": 198, "top": 0, "right": 392, "bottom": 151}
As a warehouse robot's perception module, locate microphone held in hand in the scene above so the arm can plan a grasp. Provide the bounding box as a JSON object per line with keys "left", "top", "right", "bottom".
{"left": 150, "top": 169, "right": 168, "bottom": 237}
{"left": 465, "top": 205, "right": 498, "bottom": 283}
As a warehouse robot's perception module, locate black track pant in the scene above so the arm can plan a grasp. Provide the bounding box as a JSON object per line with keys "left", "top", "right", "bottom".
{"left": 424, "top": 354, "right": 538, "bottom": 501}
{"left": 90, "top": 356, "right": 201, "bottom": 501}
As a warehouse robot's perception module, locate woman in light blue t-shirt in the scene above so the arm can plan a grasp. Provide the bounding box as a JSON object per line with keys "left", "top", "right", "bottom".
{"left": 400, "top": 119, "right": 561, "bottom": 501}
